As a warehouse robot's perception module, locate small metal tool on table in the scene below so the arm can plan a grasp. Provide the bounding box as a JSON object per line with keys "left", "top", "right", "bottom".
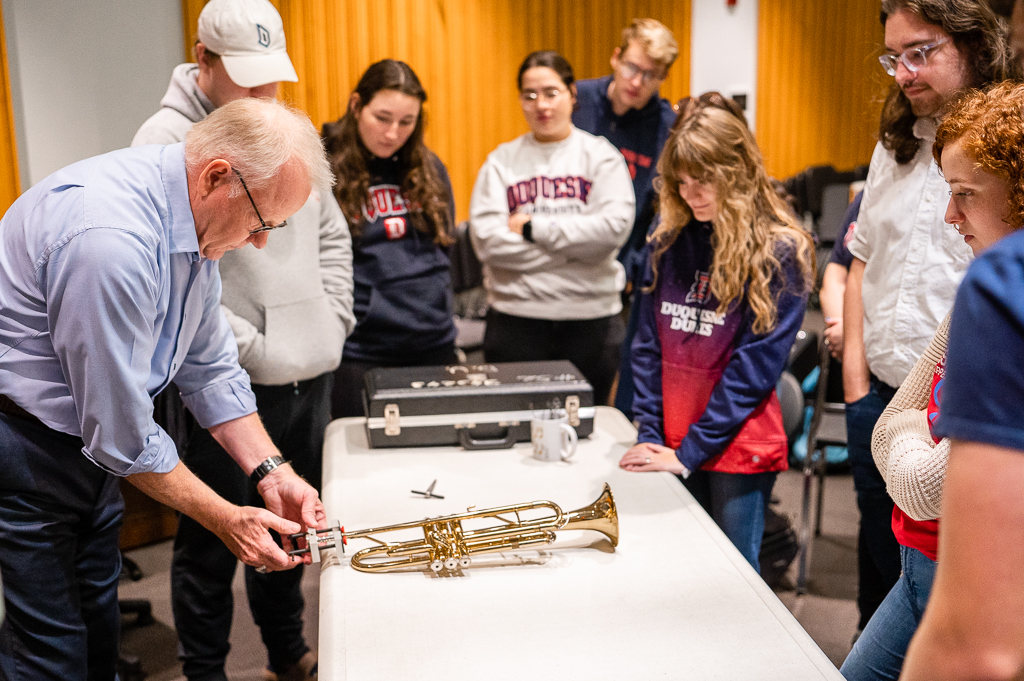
{"left": 411, "top": 478, "right": 444, "bottom": 499}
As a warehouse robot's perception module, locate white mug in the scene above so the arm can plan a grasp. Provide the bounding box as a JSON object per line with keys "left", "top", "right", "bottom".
{"left": 531, "top": 410, "right": 578, "bottom": 462}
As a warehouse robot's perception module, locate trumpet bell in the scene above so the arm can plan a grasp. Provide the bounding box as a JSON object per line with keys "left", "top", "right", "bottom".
{"left": 561, "top": 483, "right": 619, "bottom": 548}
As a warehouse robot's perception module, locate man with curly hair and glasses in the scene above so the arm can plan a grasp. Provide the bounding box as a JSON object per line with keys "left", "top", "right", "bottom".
{"left": 842, "top": 0, "right": 1015, "bottom": 642}
{"left": 572, "top": 18, "right": 679, "bottom": 414}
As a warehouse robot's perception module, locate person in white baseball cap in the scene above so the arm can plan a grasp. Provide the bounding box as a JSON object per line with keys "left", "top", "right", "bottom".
{"left": 130, "top": 3, "right": 347, "bottom": 681}
{"left": 132, "top": 0, "right": 298, "bottom": 145}
{"left": 197, "top": 0, "right": 298, "bottom": 88}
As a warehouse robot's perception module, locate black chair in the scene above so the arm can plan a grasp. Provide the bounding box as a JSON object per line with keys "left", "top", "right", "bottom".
{"left": 795, "top": 341, "right": 847, "bottom": 594}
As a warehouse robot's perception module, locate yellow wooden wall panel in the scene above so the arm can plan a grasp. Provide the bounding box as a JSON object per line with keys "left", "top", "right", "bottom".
{"left": 757, "top": 0, "right": 889, "bottom": 179}
{"left": 182, "top": 0, "right": 690, "bottom": 220}
{"left": 0, "top": 1, "right": 20, "bottom": 213}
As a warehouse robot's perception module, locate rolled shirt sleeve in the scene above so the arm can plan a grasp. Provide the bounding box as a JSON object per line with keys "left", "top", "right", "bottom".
{"left": 173, "top": 264, "right": 257, "bottom": 430}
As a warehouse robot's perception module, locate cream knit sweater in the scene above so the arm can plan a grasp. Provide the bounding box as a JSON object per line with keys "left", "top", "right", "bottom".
{"left": 871, "top": 312, "right": 951, "bottom": 521}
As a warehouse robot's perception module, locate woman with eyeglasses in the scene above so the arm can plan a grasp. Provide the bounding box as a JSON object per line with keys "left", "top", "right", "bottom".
{"left": 322, "top": 59, "right": 457, "bottom": 417}
{"left": 469, "top": 51, "right": 634, "bottom": 402}
{"left": 841, "top": 81, "right": 1024, "bottom": 681}
{"left": 617, "top": 93, "right": 814, "bottom": 570}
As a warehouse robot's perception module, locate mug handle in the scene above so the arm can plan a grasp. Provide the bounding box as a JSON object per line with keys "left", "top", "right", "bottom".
{"left": 560, "top": 424, "right": 579, "bottom": 460}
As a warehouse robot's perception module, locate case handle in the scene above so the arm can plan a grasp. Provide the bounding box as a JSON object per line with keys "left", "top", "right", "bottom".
{"left": 457, "top": 427, "right": 516, "bottom": 450}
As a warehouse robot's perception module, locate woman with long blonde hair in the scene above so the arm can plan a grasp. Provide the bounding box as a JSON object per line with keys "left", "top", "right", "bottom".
{"left": 619, "top": 92, "right": 814, "bottom": 569}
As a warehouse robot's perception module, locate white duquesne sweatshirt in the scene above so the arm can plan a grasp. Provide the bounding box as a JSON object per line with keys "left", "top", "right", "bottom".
{"left": 469, "top": 127, "right": 635, "bottom": 320}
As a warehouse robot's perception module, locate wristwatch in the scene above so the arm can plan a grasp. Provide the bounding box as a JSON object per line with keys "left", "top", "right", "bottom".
{"left": 250, "top": 455, "right": 286, "bottom": 484}
{"left": 522, "top": 219, "right": 534, "bottom": 243}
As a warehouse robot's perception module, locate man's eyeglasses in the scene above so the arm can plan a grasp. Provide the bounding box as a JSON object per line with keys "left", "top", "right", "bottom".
{"left": 878, "top": 38, "right": 948, "bottom": 77}
{"left": 520, "top": 87, "right": 566, "bottom": 106}
{"left": 618, "top": 60, "right": 665, "bottom": 85}
{"left": 232, "top": 168, "right": 288, "bottom": 234}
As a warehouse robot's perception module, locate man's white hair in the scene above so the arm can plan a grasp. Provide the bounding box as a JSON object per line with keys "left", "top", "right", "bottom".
{"left": 184, "top": 97, "right": 333, "bottom": 198}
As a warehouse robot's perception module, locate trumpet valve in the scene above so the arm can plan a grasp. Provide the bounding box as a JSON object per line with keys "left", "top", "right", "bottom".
{"left": 430, "top": 559, "right": 444, "bottom": 572}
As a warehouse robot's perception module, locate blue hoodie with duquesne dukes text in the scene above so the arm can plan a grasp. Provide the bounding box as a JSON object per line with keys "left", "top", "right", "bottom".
{"left": 343, "top": 153, "right": 457, "bottom": 363}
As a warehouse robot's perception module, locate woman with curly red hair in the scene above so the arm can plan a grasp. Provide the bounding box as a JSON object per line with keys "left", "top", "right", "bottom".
{"left": 841, "top": 80, "right": 1024, "bottom": 681}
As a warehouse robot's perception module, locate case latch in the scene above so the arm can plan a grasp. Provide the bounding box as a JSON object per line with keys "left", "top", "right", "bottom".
{"left": 384, "top": 403, "right": 401, "bottom": 436}
{"left": 566, "top": 395, "right": 580, "bottom": 427}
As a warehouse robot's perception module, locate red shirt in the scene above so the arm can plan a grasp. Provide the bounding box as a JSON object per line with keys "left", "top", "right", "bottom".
{"left": 891, "top": 353, "right": 945, "bottom": 561}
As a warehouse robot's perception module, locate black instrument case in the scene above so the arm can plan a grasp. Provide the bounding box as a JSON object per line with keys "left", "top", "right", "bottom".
{"left": 362, "top": 360, "right": 594, "bottom": 449}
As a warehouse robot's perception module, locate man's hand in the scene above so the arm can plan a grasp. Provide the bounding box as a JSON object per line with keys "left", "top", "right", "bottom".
{"left": 208, "top": 412, "right": 327, "bottom": 554}
{"left": 824, "top": 317, "right": 844, "bottom": 360}
{"left": 213, "top": 505, "right": 304, "bottom": 571}
{"left": 256, "top": 462, "right": 326, "bottom": 554}
{"left": 128, "top": 462, "right": 307, "bottom": 572}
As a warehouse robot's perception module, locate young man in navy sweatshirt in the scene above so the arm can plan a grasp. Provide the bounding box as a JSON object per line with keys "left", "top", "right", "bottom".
{"left": 572, "top": 18, "right": 679, "bottom": 417}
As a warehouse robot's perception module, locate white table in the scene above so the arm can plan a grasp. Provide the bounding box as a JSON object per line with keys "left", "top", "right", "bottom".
{"left": 318, "top": 407, "right": 842, "bottom": 680}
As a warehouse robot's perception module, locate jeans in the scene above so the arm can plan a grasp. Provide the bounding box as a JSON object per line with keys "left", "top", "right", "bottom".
{"left": 840, "top": 545, "right": 938, "bottom": 680}
{"left": 0, "top": 414, "right": 123, "bottom": 681}
{"left": 682, "top": 469, "right": 778, "bottom": 571}
{"left": 484, "top": 309, "right": 617, "bottom": 405}
{"left": 846, "top": 376, "right": 902, "bottom": 629}
{"left": 172, "top": 374, "right": 331, "bottom": 681}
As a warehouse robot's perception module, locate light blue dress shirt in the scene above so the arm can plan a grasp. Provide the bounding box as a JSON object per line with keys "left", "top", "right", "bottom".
{"left": 0, "top": 143, "right": 256, "bottom": 476}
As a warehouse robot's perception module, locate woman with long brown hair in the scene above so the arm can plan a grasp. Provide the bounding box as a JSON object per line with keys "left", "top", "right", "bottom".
{"left": 619, "top": 93, "right": 814, "bottom": 569}
{"left": 322, "top": 59, "right": 456, "bottom": 417}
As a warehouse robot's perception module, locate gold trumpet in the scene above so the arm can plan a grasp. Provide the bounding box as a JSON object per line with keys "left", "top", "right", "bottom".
{"left": 291, "top": 484, "right": 618, "bottom": 573}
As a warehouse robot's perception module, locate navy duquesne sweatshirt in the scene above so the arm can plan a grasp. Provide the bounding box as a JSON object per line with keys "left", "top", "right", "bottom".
{"left": 343, "top": 153, "right": 457, "bottom": 363}
{"left": 572, "top": 75, "right": 677, "bottom": 284}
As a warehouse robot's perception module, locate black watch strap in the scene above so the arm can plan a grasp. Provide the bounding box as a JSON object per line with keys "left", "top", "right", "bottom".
{"left": 250, "top": 455, "right": 286, "bottom": 484}
{"left": 522, "top": 219, "right": 534, "bottom": 243}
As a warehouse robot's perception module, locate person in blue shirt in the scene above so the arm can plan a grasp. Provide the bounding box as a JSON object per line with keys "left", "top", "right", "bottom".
{"left": 571, "top": 18, "right": 679, "bottom": 413}
{"left": 0, "top": 98, "right": 330, "bottom": 680}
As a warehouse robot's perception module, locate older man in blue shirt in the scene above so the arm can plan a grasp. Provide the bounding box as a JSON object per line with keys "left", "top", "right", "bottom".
{"left": 0, "top": 97, "right": 331, "bottom": 680}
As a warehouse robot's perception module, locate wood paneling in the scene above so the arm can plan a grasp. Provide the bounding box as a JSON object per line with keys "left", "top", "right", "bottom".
{"left": 0, "top": 2, "right": 20, "bottom": 213}
{"left": 182, "top": 0, "right": 690, "bottom": 220}
{"left": 756, "top": 0, "right": 889, "bottom": 179}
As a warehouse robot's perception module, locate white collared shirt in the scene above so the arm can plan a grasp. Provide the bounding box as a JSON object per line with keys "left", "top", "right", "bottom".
{"left": 848, "top": 118, "right": 972, "bottom": 388}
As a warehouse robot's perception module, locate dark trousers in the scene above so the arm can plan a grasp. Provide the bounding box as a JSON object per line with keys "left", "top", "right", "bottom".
{"left": 846, "top": 375, "right": 902, "bottom": 630}
{"left": 483, "top": 309, "right": 618, "bottom": 405}
{"left": 0, "top": 414, "right": 123, "bottom": 681}
{"left": 331, "top": 344, "right": 458, "bottom": 419}
{"left": 171, "top": 374, "right": 331, "bottom": 681}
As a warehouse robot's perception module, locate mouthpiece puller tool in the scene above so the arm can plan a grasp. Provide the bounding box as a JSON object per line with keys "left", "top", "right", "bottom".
{"left": 288, "top": 521, "right": 345, "bottom": 563}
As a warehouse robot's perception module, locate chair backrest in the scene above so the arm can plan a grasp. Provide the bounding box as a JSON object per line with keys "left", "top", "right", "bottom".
{"left": 808, "top": 340, "right": 847, "bottom": 447}
{"left": 450, "top": 220, "right": 483, "bottom": 294}
{"left": 817, "top": 183, "right": 852, "bottom": 243}
{"left": 776, "top": 371, "right": 805, "bottom": 443}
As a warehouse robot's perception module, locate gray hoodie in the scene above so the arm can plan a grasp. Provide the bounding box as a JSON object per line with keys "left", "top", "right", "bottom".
{"left": 132, "top": 64, "right": 214, "bottom": 146}
{"left": 132, "top": 63, "right": 356, "bottom": 385}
